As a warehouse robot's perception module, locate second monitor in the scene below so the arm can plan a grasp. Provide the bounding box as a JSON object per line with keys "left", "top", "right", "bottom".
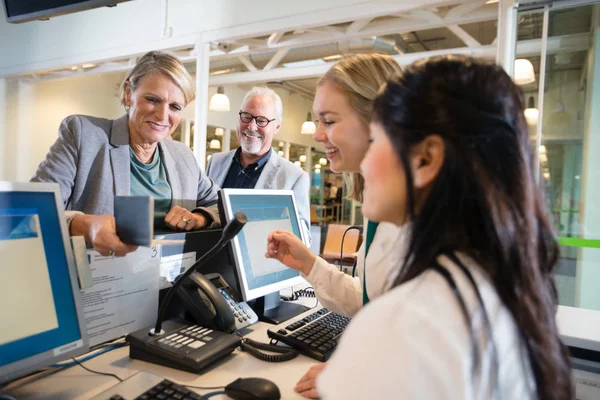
{"left": 218, "top": 189, "right": 310, "bottom": 324}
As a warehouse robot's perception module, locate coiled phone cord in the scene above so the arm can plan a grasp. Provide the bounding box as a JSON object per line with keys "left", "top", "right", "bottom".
{"left": 280, "top": 287, "right": 315, "bottom": 301}
{"left": 238, "top": 336, "right": 299, "bottom": 362}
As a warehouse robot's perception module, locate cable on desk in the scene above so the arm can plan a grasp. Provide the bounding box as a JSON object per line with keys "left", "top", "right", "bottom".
{"left": 71, "top": 357, "right": 123, "bottom": 382}
{"left": 0, "top": 394, "right": 17, "bottom": 400}
{"left": 202, "top": 390, "right": 226, "bottom": 398}
{"left": 89, "top": 336, "right": 127, "bottom": 352}
{"left": 53, "top": 343, "right": 127, "bottom": 368}
{"left": 184, "top": 383, "right": 226, "bottom": 390}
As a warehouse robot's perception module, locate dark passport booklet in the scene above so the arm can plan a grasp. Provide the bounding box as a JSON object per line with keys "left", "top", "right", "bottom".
{"left": 114, "top": 196, "right": 154, "bottom": 246}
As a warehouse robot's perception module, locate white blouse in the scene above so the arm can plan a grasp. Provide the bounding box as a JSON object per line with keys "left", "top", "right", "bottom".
{"left": 317, "top": 253, "right": 535, "bottom": 400}
{"left": 303, "top": 222, "right": 408, "bottom": 317}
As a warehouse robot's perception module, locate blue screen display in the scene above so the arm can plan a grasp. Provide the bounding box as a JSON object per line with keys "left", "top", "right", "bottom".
{"left": 228, "top": 194, "right": 301, "bottom": 291}
{"left": 0, "top": 191, "right": 81, "bottom": 366}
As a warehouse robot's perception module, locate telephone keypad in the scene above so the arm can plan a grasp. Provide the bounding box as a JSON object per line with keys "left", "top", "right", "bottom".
{"left": 152, "top": 325, "right": 218, "bottom": 355}
{"left": 218, "top": 289, "right": 259, "bottom": 330}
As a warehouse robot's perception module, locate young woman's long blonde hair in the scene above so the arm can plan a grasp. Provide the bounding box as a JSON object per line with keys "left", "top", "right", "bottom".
{"left": 318, "top": 53, "right": 402, "bottom": 202}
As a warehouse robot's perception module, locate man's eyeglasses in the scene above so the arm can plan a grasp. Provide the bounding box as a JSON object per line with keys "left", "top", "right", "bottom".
{"left": 239, "top": 111, "right": 276, "bottom": 128}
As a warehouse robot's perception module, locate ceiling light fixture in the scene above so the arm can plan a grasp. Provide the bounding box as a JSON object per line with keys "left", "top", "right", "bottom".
{"left": 209, "top": 86, "right": 230, "bottom": 112}
{"left": 524, "top": 96, "right": 539, "bottom": 125}
{"left": 301, "top": 113, "right": 316, "bottom": 135}
{"left": 514, "top": 59, "right": 535, "bottom": 85}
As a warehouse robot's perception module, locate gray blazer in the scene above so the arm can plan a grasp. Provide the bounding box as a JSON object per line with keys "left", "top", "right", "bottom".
{"left": 32, "top": 114, "right": 220, "bottom": 226}
{"left": 206, "top": 148, "right": 311, "bottom": 240}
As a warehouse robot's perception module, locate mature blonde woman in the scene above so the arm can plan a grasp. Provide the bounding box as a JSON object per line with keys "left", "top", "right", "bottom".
{"left": 32, "top": 51, "right": 219, "bottom": 257}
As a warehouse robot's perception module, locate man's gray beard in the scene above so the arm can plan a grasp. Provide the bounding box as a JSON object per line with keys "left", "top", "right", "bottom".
{"left": 240, "top": 130, "right": 263, "bottom": 154}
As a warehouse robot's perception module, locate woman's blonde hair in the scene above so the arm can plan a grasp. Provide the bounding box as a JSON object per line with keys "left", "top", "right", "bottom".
{"left": 120, "top": 51, "right": 195, "bottom": 106}
{"left": 318, "top": 53, "right": 402, "bottom": 202}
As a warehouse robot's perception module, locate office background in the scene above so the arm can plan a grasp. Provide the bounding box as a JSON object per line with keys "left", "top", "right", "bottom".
{"left": 0, "top": 0, "right": 599, "bottom": 363}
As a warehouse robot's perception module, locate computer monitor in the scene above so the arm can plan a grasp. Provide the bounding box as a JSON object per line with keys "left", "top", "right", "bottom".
{"left": 218, "top": 189, "right": 310, "bottom": 324}
{"left": 0, "top": 182, "right": 89, "bottom": 385}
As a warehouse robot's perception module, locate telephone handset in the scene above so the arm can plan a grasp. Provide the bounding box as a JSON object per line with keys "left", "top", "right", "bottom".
{"left": 174, "top": 272, "right": 297, "bottom": 363}
{"left": 175, "top": 272, "right": 258, "bottom": 333}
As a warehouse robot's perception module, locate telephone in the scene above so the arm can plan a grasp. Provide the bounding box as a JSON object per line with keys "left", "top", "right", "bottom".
{"left": 127, "top": 272, "right": 257, "bottom": 373}
{"left": 175, "top": 272, "right": 258, "bottom": 332}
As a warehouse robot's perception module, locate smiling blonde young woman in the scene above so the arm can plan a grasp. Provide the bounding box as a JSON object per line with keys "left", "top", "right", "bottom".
{"left": 265, "top": 54, "right": 403, "bottom": 399}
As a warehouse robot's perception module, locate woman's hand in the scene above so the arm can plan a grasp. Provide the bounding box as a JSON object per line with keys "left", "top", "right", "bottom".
{"left": 294, "top": 363, "right": 327, "bottom": 399}
{"left": 265, "top": 230, "right": 316, "bottom": 276}
{"left": 165, "top": 206, "right": 206, "bottom": 231}
{"left": 70, "top": 214, "right": 138, "bottom": 257}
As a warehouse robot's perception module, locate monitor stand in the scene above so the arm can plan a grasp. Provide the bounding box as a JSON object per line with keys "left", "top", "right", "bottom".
{"left": 251, "top": 292, "right": 310, "bottom": 325}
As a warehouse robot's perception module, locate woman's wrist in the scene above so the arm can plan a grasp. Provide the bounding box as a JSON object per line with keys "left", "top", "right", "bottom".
{"left": 69, "top": 213, "right": 90, "bottom": 239}
{"left": 302, "top": 254, "right": 317, "bottom": 276}
{"left": 192, "top": 212, "right": 208, "bottom": 229}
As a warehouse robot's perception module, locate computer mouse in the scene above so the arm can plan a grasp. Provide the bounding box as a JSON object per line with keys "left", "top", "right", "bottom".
{"left": 224, "top": 377, "right": 281, "bottom": 400}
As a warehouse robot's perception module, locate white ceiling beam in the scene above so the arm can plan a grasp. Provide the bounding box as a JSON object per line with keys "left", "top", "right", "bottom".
{"left": 304, "top": 26, "right": 345, "bottom": 35}
{"left": 345, "top": 18, "right": 373, "bottom": 34}
{"left": 209, "top": 33, "right": 591, "bottom": 86}
{"left": 20, "top": 31, "right": 590, "bottom": 83}
{"left": 516, "top": 32, "right": 591, "bottom": 57}
{"left": 268, "top": 31, "right": 286, "bottom": 47}
{"left": 237, "top": 55, "right": 258, "bottom": 72}
{"left": 210, "top": 6, "right": 497, "bottom": 62}
{"left": 448, "top": 24, "right": 482, "bottom": 47}
{"left": 405, "top": 9, "right": 442, "bottom": 22}
{"left": 236, "top": 38, "right": 268, "bottom": 47}
{"left": 445, "top": 1, "right": 487, "bottom": 19}
{"left": 0, "top": 32, "right": 199, "bottom": 78}
{"left": 199, "top": 0, "right": 468, "bottom": 44}
{"left": 263, "top": 48, "right": 289, "bottom": 71}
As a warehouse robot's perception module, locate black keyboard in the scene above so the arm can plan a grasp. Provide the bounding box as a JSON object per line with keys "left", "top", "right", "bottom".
{"left": 267, "top": 307, "right": 351, "bottom": 361}
{"left": 90, "top": 371, "right": 206, "bottom": 400}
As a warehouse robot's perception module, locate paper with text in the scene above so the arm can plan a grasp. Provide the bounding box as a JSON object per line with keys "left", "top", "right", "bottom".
{"left": 81, "top": 246, "right": 161, "bottom": 346}
{"left": 159, "top": 252, "right": 196, "bottom": 290}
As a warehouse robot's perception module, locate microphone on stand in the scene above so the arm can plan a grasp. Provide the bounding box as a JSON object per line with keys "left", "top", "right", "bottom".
{"left": 152, "top": 211, "right": 247, "bottom": 335}
{"left": 126, "top": 212, "right": 248, "bottom": 373}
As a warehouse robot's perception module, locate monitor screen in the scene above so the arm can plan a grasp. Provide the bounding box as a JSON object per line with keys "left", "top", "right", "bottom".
{"left": 219, "top": 189, "right": 307, "bottom": 302}
{"left": 0, "top": 182, "right": 88, "bottom": 385}
{"left": 3, "top": 0, "right": 130, "bottom": 24}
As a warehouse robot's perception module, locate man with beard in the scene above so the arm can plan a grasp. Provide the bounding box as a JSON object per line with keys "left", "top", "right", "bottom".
{"left": 207, "top": 87, "right": 311, "bottom": 241}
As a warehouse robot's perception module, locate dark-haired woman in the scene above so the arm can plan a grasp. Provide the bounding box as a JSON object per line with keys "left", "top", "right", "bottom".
{"left": 267, "top": 55, "right": 572, "bottom": 399}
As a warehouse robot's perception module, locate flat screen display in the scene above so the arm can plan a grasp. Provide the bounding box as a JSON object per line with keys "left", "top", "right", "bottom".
{"left": 3, "top": 0, "right": 130, "bottom": 23}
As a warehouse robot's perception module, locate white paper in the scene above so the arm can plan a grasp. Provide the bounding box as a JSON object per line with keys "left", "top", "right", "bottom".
{"left": 80, "top": 246, "right": 161, "bottom": 346}
{"left": 159, "top": 252, "right": 196, "bottom": 290}
{"left": 0, "top": 214, "right": 58, "bottom": 345}
{"left": 243, "top": 218, "right": 292, "bottom": 277}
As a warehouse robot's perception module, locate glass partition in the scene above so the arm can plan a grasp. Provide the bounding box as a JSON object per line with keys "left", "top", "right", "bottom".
{"left": 519, "top": 3, "right": 598, "bottom": 311}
